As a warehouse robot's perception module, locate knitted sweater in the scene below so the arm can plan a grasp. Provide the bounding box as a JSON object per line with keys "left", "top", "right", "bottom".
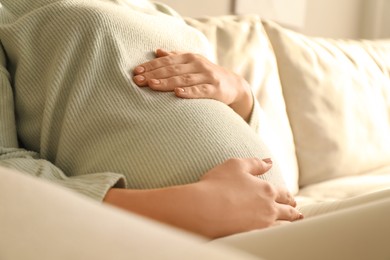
{"left": 0, "top": 0, "right": 284, "bottom": 201}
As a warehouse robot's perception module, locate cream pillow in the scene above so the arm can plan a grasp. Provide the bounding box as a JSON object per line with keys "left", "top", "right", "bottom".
{"left": 185, "top": 15, "right": 299, "bottom": 194}
{"left": 263, "top": 20, "right": 390, "bottom": 187}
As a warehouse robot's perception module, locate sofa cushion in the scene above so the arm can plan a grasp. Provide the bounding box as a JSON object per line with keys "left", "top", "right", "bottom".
{"left": 296, "top": 165, "right": 390, "bottom": 207}
{"left": 185, "top": 15, "right": 299, "bottom": 193}
{"left": 0, "top": 166, "right": 259, "bottom": 260}
{"left": 263, "top": 20, "right": 390, "bottom": 187}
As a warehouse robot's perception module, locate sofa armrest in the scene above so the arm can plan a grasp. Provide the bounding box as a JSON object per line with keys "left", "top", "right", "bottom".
{"left": 0, "top": 166, "right": 259, "bottom": 260}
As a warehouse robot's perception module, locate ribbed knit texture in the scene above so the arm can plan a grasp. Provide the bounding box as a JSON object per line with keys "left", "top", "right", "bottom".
{"left": 0, "top": 0, "right": 285, "bottom": 200}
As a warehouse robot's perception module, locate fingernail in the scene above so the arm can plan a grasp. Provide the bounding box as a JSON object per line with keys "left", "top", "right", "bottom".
{"left": 134, "top": 66, "right": 145, "bottom": 73}
{"left": 262, "top": 158, "right": 273, "bottom": 164}
{"left": 175, "top": 88, "right": 185, "bottom": 93}
{"left": 134, "top": 75, "right": 145, "bottom": 82}
{"left": 292, "top": 198, "right": 297, "bottom": 207}
{"left": 150, "top": 79, "right": 160, "bottom": 85}
{"left": 299, "top": 213, "right": 304, "bottom": 220}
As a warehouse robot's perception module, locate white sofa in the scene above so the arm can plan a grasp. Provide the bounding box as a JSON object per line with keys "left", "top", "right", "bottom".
{"left": 3, "top": 166, "right": 389, "bottom": 260}
{"left": 1, "top": 13, "right": 390, "bottom": 260}
{"left": 185, "top": 15, "right": 390, "bottom": 209}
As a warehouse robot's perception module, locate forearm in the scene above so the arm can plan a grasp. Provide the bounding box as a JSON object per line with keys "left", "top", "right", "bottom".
{"left": 103, "top": 184, "right": 215, "bottom": 238}
{"left": 104, "top": 158, "right": 302, "bottom": 239}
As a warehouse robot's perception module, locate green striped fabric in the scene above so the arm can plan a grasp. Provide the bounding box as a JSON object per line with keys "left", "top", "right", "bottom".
{"left": 0, "top": 0, "right": 285, "bottom": 201}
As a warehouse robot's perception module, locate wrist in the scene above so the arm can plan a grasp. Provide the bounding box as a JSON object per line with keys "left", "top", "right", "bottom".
{"left": 230, "top": 76, "right": 253, "bottom": 122}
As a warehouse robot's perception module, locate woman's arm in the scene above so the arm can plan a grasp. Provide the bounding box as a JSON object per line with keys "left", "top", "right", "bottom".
{"left": 132, "top": 49, "right": 254, "bottom": 122}
{"left": 104, "top": 158, "right": 302, "bottom": 239}
{"left": 0, "top": 46, "right": 125, "bottom": 201}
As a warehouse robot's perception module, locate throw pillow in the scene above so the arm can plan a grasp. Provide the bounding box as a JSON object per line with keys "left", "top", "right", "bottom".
{"left": 263, "top": 20, "right": 390, "bottom": 187}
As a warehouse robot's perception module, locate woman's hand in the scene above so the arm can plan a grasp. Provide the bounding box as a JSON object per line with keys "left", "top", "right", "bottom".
{"left": 132, "top": 49, "right": 253, "bottom": 121}
{"left": 192, "top": 158, "right": 302, "bottom": 238}
{"left": 104, "top": 158, "right": 302, "bottom": 239}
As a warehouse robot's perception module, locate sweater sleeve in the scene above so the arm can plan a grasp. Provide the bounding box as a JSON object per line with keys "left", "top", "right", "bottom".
{"left": 0, "top": 46, "right": 126, "bottom": 201}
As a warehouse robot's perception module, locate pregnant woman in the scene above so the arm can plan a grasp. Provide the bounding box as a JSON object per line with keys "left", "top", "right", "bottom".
{"left": 0, "top": 0, "right": 299, "bottom": 238}
{"left": 1, "top": 2, "right": 390, "bottom": 260}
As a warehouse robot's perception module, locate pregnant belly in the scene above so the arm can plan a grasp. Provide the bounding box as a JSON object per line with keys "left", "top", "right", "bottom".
{"left": 55, "top": 91, "right": 283, "bottom": 189}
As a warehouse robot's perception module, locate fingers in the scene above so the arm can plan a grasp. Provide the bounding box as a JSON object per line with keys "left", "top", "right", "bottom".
{"left": 133, "top": 50, "right": 213, "bottom": 91}
{"left": 275, "top": 203, "right": 304, "bottom": 221}
{"left": 155, "top": 49, "right": 171, "bottom": 57}
{"left": 174, "top": 84, "right": 216, "bottom": 99}
{"left": 139, "top": 73, "right": 212, "bottom": 92}
{"left": 274, "top": 187, "right": 303, "bottom": 222}
{"left": 222, "top": 158, "right": 273, "bottom": 177}
{"left": 155, "top": 49, "right": 180, "bottom": 57}
{"left": 275, "top": 187, "right": 297, "bottom": 207}
{"left": 134, "top": 50, "right": 200, "bottom": 75}
{"left": 133, "top": 64, "right": 199, "bottom": 88}
{"left": 248, "top": 158, "right": 273, "bottom": 176}
{"left": 132, "top": 50, "right": 237, "bottom": 106}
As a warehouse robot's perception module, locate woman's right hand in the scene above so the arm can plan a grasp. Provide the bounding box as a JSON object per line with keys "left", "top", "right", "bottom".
{"left": 104, "top": 158, "right": 302, "bottom": 239}
{"left": 132, "top": 49, "right": 254, "bottom": 122}
{"left": 191, "top": 158, "right": 302, "bottom": 238}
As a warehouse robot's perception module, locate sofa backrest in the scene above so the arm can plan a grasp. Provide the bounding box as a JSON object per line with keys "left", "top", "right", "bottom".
{"left": 186, "top": 15, "right": 390, "bottom": 191}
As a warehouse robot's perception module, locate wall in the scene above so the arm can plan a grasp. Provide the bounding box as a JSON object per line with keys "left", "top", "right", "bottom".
{"left": 159, "top": 0, "right": 232, "bottom": 16}
{"left": 385, "top": 1, "right": 390, "bottom": 38}
{"left": 303, "top": 0, "right": 363, "bottom": 38}
{"left": 158, "top": 0, "right": 388, "bottom": 39}
{"left": 361, "top": 0, "right": 390, "bottom": 39}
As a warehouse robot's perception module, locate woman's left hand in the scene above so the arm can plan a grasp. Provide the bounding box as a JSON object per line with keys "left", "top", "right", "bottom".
{"left": 132, "top": 49, "right": 253, "bottom": 121}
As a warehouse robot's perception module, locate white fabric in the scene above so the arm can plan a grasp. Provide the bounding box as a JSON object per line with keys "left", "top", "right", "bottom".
{"left": 0, "top": 166, "right": 259, "bottom": 260}
{"left": 216, "top": 195, "right": 390, "bottom": 260}
{"left": 263, "top": 20, "right": 390, "bottom": 187}
{"left": 296, "top": 165, "right": 390, "bottom": 206}
{"left": 297, "top": 188, "right": 390, "bottom": 217}
{"left": 2, "top": 165, "right": 390, "bottom": 260}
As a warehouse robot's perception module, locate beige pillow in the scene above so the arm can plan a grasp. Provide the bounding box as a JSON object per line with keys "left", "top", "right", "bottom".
{"left": 185, "top": 15, "right": 299, "bottom": 193}
{"left": 263, "top": 20, "right": 390, "bottom": 187}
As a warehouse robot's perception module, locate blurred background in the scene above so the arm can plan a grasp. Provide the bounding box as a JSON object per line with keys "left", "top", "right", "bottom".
{"left": 158, "top": 0, "right": 390, "bottom": 39}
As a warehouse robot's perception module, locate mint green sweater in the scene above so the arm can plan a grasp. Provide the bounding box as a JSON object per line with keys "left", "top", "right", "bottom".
{"left": 0, "top": 0, "right": 284, "bottom": 201}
